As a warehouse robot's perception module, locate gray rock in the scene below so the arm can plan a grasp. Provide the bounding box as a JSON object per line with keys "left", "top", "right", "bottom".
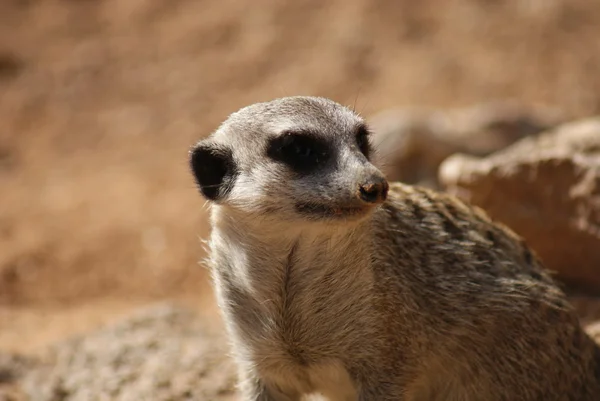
{"left": 21, "top": 303, "right": 237, "bottom": 401}
{"left": 0, "top": 353, "right": 36, "bottom": 401}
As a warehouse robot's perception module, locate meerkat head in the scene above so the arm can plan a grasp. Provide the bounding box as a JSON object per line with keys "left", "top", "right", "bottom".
{"left": 190, "top": 96, "right": 388, "bottom": 227}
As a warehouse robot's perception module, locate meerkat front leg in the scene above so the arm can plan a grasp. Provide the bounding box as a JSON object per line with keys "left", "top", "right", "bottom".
{"left": 238, "top": 366, "right": 301, "bottom": 401}
{"left": 237, "top": 367, "right": 276, "bottom": 401}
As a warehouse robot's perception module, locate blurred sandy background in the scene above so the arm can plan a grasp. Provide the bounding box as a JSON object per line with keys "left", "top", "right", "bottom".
{"left": 1, "top": 0, "right": 600, "bottom": 354}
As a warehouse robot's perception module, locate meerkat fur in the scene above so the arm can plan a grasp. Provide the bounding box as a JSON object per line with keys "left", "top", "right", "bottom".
{"left": 189, "top": 96, "right": 600, "bottom": 401}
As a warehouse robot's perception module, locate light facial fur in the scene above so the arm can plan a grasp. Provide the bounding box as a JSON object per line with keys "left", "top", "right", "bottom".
{"left": 190, "top": 96, "right": 600, "bottom": 401}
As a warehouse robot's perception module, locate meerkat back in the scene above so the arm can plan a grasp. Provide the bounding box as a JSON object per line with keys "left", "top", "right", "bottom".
{"left": 189, "top": 96, "right": 600, "bottom": 401}
{"left": 370, "top": 183, "right": 600, "bottom": 400}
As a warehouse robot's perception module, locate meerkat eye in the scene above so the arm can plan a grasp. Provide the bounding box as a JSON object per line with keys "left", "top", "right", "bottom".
{"left": 291, "top": 138, "right": 312, "bottom": 158}
{"left": 356, "top": 125, "right": 371, "bottom": 158}
{"left": 267, "top": 132, "right": 329, "bottom": 174}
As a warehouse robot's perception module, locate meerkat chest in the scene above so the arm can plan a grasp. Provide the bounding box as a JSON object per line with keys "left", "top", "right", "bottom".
{"left": 216, "top": 267, "right": 363, "bottom": 400}
{"left": 213, "top": 248, "right": 372, "bottom": 399}
{"left": 211, "top": 226, "right": 376, "bottom": 398}
{"left": 220, "top": 259, "right": 364, "bottom": 355}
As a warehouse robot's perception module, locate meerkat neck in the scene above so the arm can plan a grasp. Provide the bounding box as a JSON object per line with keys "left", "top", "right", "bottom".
{"left": 209, "top": 206, "right": 374, "bottom": 302}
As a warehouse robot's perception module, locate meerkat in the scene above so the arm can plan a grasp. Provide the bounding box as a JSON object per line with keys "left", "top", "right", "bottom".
{"left": 189, "top": 96, "right": 600, "bottom": 401}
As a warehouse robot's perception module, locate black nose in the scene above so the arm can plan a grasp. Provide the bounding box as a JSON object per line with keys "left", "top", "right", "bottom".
{"left": 358, "top": 178, "right": 389, "bottom": 204}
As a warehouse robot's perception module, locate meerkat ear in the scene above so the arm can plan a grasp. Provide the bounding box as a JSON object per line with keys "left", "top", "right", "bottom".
{"left": 189, "top": 142, "right": 237, "bottom": 201}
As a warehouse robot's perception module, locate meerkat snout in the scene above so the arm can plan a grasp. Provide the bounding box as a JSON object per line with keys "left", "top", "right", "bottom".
{"left": 358, "top": 175, "right": 389, "bottom": 204}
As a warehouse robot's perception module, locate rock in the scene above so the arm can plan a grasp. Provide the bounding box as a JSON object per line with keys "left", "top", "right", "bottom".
{"left": 370, "top": 101, "right": 562, "bottom": 188}
{"left": 440, "top": 117, "right": 600, "bottom": 292}
{"left": 0, "top": 353, "right": 34, "bottom": 385}
{"left": 21, "top": 303, "right": 238, "bottom": 401}
{"left": 0, "top": 353, "right": 36, "bottom": 401}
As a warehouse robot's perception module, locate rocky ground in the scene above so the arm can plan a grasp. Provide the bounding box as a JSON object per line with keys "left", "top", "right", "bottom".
{"left": 1, "top": 0, "right": 600, "bottom": 400}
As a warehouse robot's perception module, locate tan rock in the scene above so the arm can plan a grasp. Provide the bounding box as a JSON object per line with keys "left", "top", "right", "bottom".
{"left": 21, "top": 303, "right": 237, "bottom": 401}
{"left": 370, "top": 101, "right": 562, "bottom": 188}
{"left": 440, "top": 118, "right": 600, "bottom": 292}
{"left": 0, "top": 353, "right": 35, "bottom": 401}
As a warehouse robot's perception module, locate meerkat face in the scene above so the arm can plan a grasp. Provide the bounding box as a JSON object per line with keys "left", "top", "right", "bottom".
{"left": 190, "top": 96, "right": 388, "bottom": 226}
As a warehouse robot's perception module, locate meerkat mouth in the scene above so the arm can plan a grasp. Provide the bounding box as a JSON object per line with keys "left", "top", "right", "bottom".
{"left": 295, "top": 202, "right": 372, "bottom": 218}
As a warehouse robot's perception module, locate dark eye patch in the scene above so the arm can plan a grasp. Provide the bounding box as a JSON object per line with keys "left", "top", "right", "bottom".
{"left": 356, "top": 125, "right": 371, "bottom": 158}
{"left": 266, "top": 131, "right": 330, "bottom": 174}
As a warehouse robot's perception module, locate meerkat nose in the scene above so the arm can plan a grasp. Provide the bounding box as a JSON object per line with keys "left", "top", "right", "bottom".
{"left": 358, "top": 177, "right": 389, "bottom": 204}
